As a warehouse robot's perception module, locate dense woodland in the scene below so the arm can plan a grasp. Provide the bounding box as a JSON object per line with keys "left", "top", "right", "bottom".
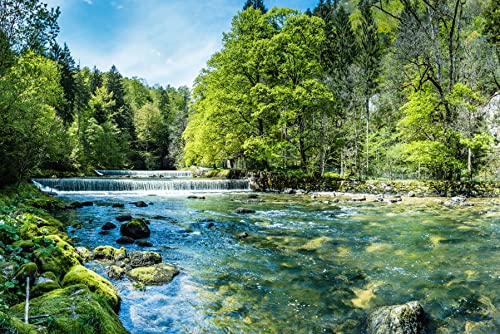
{"left": 0, "top": 0, "right": 499, "bottom": 186}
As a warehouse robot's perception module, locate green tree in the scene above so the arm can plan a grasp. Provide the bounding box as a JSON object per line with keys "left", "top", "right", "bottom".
{"left": 49, "top": 42, "right": 76, "bottom": 124}
{"left": 0, "top": 52, "right": 66, "bottom": 185}
{"left": 243, "top": 0, "right": 267, "bottom": 13}
{"left": 0, "top": 0, "right": 60, "bottom": 71}
{"left": 356, "top": 1, "right": 381, "bottom": 176}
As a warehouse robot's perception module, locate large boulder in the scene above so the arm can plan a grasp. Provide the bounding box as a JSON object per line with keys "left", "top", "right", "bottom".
{"left": 120, "top": 218, "right": 150, "bottom": 239}
{"left": 127, "top": 263, "right": 179, "bottom": 285}
{"left": 62, "top": 265, "right": 120, "bottom": 312}
{"left": 33, "top": 235, "right": 81, "bottom": 279}
{"left": 128, "top": 251, "right": 162, "bottom": 268}
{"left": 10, "top": 285, "right": 128, "bottom": 334}
{"left": 367, "top": 301, "right": 426, "bottom": 334}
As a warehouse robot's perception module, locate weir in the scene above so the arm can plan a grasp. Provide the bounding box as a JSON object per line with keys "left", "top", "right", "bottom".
{"left": 32, "top": 178, "right": 250, "bottom": 193}
{"left": 95, "top": 170, "right": 193, "bottom": 178}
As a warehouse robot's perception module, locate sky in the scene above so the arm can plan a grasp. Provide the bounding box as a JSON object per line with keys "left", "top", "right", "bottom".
{"left": 44, "top": 0, "right": 318, "bottom": 88}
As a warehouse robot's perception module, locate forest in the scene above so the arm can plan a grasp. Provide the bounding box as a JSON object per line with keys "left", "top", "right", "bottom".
{"left": 1, "top": 0, "right": 499, "bottom": 186}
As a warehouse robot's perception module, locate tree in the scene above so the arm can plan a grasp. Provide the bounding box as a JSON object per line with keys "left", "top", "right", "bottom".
{"left": 50, "top": 42, "right": 76, "bottom": 124}
{"left": 0, "top": 0, "right": 60, "bottom": 71}
{"left": 105, "top": 65, "right": 134, "bottom": 134}
{"left": 356, "top": 1, "right": 381, "bottom": 176}
{"left": 0, "top": 52, "right": 66, "bottom": 185}
{"left": 243, "top": 0, "right": 267, "bottom": 13}
{"left": 184, "top": 8, "right": 332, "bottom": 171}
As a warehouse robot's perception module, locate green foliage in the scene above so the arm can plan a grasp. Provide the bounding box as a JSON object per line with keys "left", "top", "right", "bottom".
{"left": 0, "top": 52, "right": 69, "bottom": 185}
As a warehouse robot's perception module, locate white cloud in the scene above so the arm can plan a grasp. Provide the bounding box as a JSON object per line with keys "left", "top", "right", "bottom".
{"left": 83, "top": 0, "right": 92, "bottom": 4}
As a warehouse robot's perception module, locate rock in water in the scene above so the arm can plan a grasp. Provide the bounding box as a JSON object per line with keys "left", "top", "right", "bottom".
{"left": 116, "top": 215, "right": 132, "bottom": 222}
{"left": 116, "top": 236, "right": 134, "bottom": 244}
{"left": 102, "top": 222, "right": 117, "bottom": 230}
{"left": 127, "top": 263, "right": 179, "bottom": 285}
{"left": 368, "top": 301, "right": 425, "bottom": 334}
{"left": 235, "top": 208, "right": 256, "bottom": 214}
{"left": 120, "top": 218, "right": 151, "bottom": 239}
{"left": 128, "top": 251, "right": 162, "bottom": 268}
{"left": 134, "top": 201, "right": 148, "bottom": 208}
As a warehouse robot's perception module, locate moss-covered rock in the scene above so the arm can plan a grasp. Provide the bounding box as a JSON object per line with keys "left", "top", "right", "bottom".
{"left": 1, "top": 312, "right": 45, "bottom": 334}
{"left": 10, "top": 285, "right": 128, "bottom": 334}
{"left": 31, "top": 271, "right": 61, "bottom": 298}
{"left": 12, "top": 239, "right": 35, "bottom": 251}
{"left": 107, "top": 265, "right": 126, "bottom": 279}
{"left": 75, "top": 246, "right": 93, "bottom": 262}
{"left": 15, "top": 262, "right": 38, "bottom": 281}
{"left": 62, "top": 265, "right": 120, "bottom": 312}
{"left": 93, "top": 246, "right": 127, "bottom": 262}
{"left": 120, "top": 218, "right": 150, "bottom": 239}
{"left": 128, "top": 251, "right": 162, "bottom": 268}
{"left": 33, "top": 235, "right": 81, "bottom": 279}
{"left": 127, "top": 263, "right": 179, "bottom": 285}
{"left": 25, "top": 197, "right": 65, "bottom": 211}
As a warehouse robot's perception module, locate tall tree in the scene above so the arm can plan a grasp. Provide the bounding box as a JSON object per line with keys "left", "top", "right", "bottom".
{"left": 243, "top": 0, "right": 267, "bottom": 13}
{"left": 50, "top": 42, "right": 76, "bottom": 124}
{"left": 356, "top": 1, "right": 381, "bottom": 176}
{"left": 0, "top": 0, "right": 60, "bottom": 71}
{"left": 105, "top": 65, "right": 134, "bottom": 135}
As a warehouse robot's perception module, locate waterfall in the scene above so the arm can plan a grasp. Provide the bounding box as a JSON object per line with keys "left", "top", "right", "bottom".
{"left": 32, "top": 178, "right": 250, "bottom": 193}
{"left": 95, "top": 170, "right": 193, "bottom": 178}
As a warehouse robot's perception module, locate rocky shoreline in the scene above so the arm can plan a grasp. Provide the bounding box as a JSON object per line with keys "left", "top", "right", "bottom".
{"left": 247, "top": 172, "right": 500, "bottom": 197}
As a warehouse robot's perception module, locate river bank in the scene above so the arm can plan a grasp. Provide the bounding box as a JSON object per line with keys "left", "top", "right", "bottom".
{"left": 0, "top": 184, "right": 127, "bottom": 334}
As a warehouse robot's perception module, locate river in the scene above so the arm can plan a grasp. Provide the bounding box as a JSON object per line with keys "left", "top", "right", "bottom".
{"left": 35, "top": 176, "right": 499, "bottom": 333}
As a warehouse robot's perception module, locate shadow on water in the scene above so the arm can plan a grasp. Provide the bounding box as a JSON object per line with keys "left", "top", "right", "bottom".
{"left": 55, "top": 192, "right": 500, "bottom": 333}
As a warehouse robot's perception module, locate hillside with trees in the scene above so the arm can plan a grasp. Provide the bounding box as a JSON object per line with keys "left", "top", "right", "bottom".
{"left": 0, "top": 0, "right": 499, "bottom": 187}
{"left": 184, "top": 0, "right": 500, "bottom": 181}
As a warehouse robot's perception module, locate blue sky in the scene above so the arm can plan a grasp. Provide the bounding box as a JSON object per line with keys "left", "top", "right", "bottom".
{"left": 44, "top": 0, "right": 318, "bottom": 88}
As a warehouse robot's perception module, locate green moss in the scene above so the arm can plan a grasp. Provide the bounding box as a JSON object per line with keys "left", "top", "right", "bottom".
{"left": 10, "top": 285, "right": 127, "bottom": 334}
{"left": 24, "top": 197, "right": 65, "bottom": 211}
{"left": 33, "top": 235, "right": 81, "bottom": 279}
{"left": 31, "top": 272, "right": 61, "bottom": 298}
{"left": 93, "top": 246, "right": 126, "bottom": 262}
{"left": 127, "top": 263, "right": 179, "bottom": 285}
{"left": 14, "top": 262, "right": 38, "bottom": 281}
{"left": 62, "top": 265, "right": 120, "bottom": 312}
{"left": 1, "top": 313, "right": 45, "bottom": 334}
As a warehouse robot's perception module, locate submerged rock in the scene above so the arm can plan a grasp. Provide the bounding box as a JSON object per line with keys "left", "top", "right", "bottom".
{"left": 128, "top": 251, "right": 162, "bottom": 268}
{"left": 112, "top": 203, "right": 125, "bottom": 208}
{"left": 235, "top": 208, "right": 256, "bottom": 214}
{"left": 116, "top": 215, "right": 132, "bottom": 222}
{"left": 120, "top": 218, "right": 151, "bottom": 239}
{"left": 116, "top": 236, "right": 134, "bottom": 244}
{"left": 188, "top": 195, "right": 206, "bottom": 199}
{"left": 127, "top": 263, "right": 179, "bottom": 285}
{"left": 367, "top": 301, "right": 426, "bottom": 334}
{"left": 135, "top": 239, "right": 153, "bottom": 247}
{"left": 238, "top": 232, "right": 249, "bottom": 239}
{"left": 102, "top": 222, "right": 117, "bottom": 230}
{"left": 134, "top": 201, "right": 148, "bottom": 207}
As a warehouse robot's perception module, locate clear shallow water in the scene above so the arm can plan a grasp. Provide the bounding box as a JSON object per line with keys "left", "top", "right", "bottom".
{"left": 55, "top": 193, "right": 500, "bottom": 333}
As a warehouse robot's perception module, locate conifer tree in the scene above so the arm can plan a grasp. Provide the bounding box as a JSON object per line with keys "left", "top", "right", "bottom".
{"left": 243, "top": 0, "right": 266, "bottom": 13}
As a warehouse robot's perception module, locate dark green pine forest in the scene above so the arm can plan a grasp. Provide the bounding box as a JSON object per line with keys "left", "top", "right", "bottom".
{"left": 1, "top": 0, "right": 499, "bottom": 187}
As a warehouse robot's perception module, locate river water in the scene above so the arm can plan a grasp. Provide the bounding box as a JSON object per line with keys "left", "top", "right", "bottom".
{"left": 45, "top": 181, "right": 499, "bottom": 333}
